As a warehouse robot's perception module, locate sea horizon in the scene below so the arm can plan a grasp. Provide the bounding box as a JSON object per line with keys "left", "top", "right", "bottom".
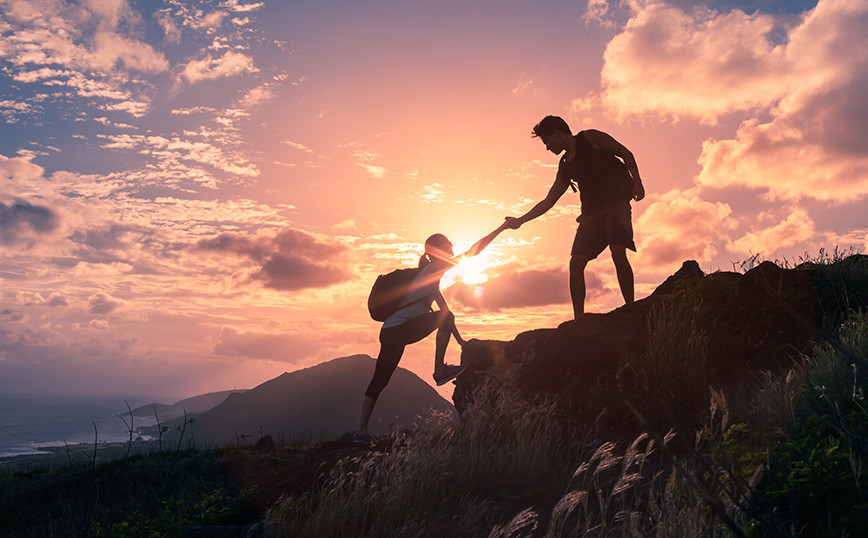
{"left": 0, "top": 392, "right": 167, "bottom": 459}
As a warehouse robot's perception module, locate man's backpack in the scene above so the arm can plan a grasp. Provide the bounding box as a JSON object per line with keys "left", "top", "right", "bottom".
{"left": 367, "top": 267, "right": 424, "bottom": 322}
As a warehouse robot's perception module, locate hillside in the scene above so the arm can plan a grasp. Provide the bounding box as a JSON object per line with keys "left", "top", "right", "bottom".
{"left": 128, "top": 389, "right": 246, "bottom": 422}
{"left": 159, "top": 354, "right": 454, "bottom": 447}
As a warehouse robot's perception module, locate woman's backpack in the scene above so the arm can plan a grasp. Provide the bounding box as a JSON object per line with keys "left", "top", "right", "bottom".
{"left": 367, "top": 267, "right": 424, "bottom": 321}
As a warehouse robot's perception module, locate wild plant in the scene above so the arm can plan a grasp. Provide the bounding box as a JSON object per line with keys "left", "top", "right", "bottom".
{"left": 622, "top": 297, "right": 711, "bottom": 428}
{"left": 540, "top": 431, "right": 669, "bottom": 536}
{"left": 175, "top": 407, "right": 193, "bottom": 451}
{"left": 746, "top": 311, "right": 868, "bottom": 536}
{"left": 116, "top": 400, "right": 135, "bottom": 458}
{"left": 153, "top": 405, "right": 168, "bottom": 453}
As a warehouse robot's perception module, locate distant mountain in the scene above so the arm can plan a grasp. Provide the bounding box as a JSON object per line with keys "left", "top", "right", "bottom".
{"left": 128, "top": 390, "right": 246, "bottom": 422}
{"left": 171, "top": 354, "right": 454, "bottom": 447}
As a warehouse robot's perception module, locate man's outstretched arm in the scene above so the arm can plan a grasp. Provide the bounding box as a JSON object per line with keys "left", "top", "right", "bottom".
{"left": 504, "top": 177, "right": 570, "bottom": 230}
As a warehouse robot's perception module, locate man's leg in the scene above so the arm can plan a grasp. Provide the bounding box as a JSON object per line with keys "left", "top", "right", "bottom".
{"left": 610, "top": 245, "right": 634, "bottom": 305}
{"left": 569, "top": 254, "right": 590, "bottom": 318}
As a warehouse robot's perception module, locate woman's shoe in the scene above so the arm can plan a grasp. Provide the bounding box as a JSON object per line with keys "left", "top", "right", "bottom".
{"left": 433, "top": 364, "right": 466, "bottom": 386}
{"left": 353, "top": 432, "right": 374, "bottom": 445}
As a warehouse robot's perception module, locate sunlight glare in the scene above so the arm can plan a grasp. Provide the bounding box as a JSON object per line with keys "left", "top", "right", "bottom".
{"left": 443, "top": 246, "right": 494, "bottom": 286}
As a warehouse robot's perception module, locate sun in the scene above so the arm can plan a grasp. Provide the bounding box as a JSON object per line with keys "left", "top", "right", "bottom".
{"left": 442, "top": 250, "right": 493, "bottom": 287}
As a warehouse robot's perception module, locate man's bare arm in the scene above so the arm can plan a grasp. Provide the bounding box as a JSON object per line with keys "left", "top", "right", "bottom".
{"left": 504, "top": 177, "right": 570, "bottom": 229}
{"left": 584, "top": 129, "right": 645, "bottom": 201}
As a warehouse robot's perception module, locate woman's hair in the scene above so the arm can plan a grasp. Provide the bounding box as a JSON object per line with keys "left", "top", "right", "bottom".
{"left": 419, "top": 233, "right": 451, "bottom": 267}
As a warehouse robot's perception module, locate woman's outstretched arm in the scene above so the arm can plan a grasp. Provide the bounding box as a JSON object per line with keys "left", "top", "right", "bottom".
{"left": 458, "top": 222, "right": 509, "bottom": 260}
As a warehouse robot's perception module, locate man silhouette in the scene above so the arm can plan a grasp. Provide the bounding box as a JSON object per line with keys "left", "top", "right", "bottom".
{"left": 505, "top": 116, "right": 645, "bottom": 318}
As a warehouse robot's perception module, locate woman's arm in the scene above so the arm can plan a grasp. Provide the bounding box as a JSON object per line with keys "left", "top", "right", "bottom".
{"left": 457, "top": 222, "right": 509, "bottom": 260}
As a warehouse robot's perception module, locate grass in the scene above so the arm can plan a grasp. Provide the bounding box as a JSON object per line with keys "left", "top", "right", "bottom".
{"left": 266, "top": 383, "right": 597, "bottom": 537}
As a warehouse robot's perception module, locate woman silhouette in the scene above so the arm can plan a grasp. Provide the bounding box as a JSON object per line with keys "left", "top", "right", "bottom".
{"left": 355, "top": 224, "right": 507, "bottom": 443}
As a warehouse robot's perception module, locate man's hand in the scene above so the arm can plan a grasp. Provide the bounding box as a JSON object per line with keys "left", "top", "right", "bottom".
{"left": 632, "top": 180, "right": 645, "bottom": 202}
{"left": 504, "top": 216, "right": 522, "bottom": 230}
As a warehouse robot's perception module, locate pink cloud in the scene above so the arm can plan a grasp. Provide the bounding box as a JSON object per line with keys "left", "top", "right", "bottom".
{"left": 595, "top": 1, "right": 868, "bottom": 204}
{"left": 213, "top": 326, "right": 318, "bottom": 362}
{"left": 180, "top": 51, "right": 257, "bottom": 83}
{"left": 196, "top": 228, "right": 354, "bottom": 291}
{"left": 730, "top": 207, "right": 815, "bottom": 254}
{"left": 599, "top": 3, "right": 789, "bottom": 122}
{"left": 635, "top": 190, "right": 733, "bottom": 270}
{"left": 88, "top": 292, "right": 123, "bottom": 315}
{"left": 0, "top": 154, "right": 45, "bottom": 188}
{"left": 447, "top": 263, "right": 577, "bottom": 311}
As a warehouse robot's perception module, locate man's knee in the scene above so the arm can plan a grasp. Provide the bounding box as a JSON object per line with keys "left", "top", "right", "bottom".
{"left": 610, "top": 245, "right": 629, "bottom": 264}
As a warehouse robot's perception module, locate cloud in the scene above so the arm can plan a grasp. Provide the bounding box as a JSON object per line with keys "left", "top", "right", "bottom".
{"left": 196, "top": 228, "right": 354, "bottom": 291}
{"left": 332, "top": 219, "right": 356, "bottom": 231}
{"left": 220, "top": 1, "right": 265, "bottom": 13}
{"left": 14, "top": 291, "right": 68, "bottom": 307}
{"left": 0, "top": 200, "right": 58, "bottom": 245}
{"left": 583, "top": 0, "right": 617, "bottom": 29}
{"left": 0, "top": 154, "right": 45, "bottom": 187}
{"left": 730, "top": 207, "right": 815, "bottom": 254}
{"left": 88, "top": 292, "right": 123, "bottom": 315}
{"left": 342, "top": 142, "right": 387, "bottom": 178}
{"left": 239, "top": 84, "right": 275, "bottom": 108}
{"left": 594, "top": 1, "right": 868, "bottom": 204}
{"left": 598, "top": 3, "right": 793, "bottom": 122}
{"left": 180, "top": 51, "right": 257, "bottom": 83}
{"left": 448, "top": 263, "right": 573, "bottom": 311}
{"left": 635, "top": 190, "right": 734, "bottom": 269}
{"left": 155, "top": 10, "right": 182, "bottom": 44}
{"left": 0, "top": 0, "right": 168, "bottom": 119}
{"left": 213, "top": 326, "right": 317, "bottom": 362}
{"left": 97, "top": 133, "right": 259, "bottom": 180}
{"left": 0, "top": 0, "right": 169, "bottom": 73}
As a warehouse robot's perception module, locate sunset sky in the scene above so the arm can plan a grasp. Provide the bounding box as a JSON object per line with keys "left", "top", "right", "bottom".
{"left": 2, "top": 0, "right": 866, "bottom": 401}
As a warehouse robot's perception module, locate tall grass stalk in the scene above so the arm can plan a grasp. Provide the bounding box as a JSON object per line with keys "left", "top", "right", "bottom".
{"left": 267, "top": 383, "right": 593, "bottom": 537}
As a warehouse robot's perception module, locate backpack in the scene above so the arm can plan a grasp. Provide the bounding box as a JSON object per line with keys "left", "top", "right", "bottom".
{"left": 367, "top": 267, "right": 425, "bottom": 322}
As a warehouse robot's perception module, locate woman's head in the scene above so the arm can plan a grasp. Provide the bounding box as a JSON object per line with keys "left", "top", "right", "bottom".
{"left": 419, "top": 233, "right": 454, "bottom": 267}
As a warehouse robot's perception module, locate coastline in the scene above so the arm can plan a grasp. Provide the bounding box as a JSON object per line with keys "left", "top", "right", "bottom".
{"left": 0, "top": 439, "right": 163, "bottom": 473}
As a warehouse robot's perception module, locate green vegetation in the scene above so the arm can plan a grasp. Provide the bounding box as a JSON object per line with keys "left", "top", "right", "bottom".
{"left": 0, "top": 449, "right": 259, "bottom": 537}
{"left": 2, "top": 253, "right": 866, "bottom": 536}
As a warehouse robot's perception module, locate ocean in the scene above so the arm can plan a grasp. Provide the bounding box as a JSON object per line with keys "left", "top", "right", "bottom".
{"left": 0, "top": 393, "right": 158, "bottom": 459}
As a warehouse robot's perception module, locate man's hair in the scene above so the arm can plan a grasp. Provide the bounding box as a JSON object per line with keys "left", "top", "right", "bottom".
{"left": 532, "top": 115, "right": 571, "bottom": 138}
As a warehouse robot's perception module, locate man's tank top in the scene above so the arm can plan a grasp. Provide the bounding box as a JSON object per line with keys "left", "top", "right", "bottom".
{"left": 557, "top": 131, "right": 633, "bottom": 214}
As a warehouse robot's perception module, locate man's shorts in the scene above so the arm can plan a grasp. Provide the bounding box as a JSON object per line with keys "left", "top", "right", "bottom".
{"left": 571, "top": 205, "right": 636, "bottom": 260}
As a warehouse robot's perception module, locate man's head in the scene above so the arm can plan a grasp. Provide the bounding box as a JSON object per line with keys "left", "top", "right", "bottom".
{"left": 532, "top": 115, "right": 572, "bottom": 155}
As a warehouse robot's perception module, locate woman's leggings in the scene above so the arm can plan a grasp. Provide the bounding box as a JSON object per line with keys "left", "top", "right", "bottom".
{"left": 364, "top": 310, "right": 455, "bottom": 400}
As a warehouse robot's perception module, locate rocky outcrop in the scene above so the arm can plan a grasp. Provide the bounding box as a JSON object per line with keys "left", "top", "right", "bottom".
{"left": 454, "top": 258, "right": 831, "bottom": 441}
